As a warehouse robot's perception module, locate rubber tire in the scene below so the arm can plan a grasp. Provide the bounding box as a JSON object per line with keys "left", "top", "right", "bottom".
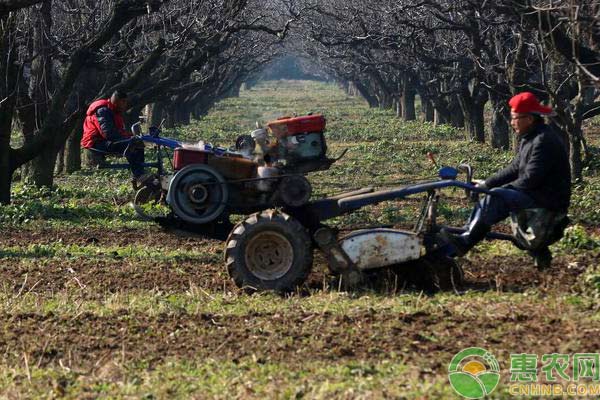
{"left": 225, "top": 210, "right": 313, "bottom": 292}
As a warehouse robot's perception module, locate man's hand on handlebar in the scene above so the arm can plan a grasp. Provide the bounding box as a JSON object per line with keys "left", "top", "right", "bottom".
{"left": 472, "top": 179, "right": 487, "bottom": 189}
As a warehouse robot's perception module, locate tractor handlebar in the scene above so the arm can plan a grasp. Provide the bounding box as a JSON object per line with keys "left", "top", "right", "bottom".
{"left": 337, "top": 180, "right": 487, "bottom": 211}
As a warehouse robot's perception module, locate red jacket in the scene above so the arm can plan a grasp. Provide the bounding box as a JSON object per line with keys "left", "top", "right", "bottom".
{"left": 81, "top": 99, "right": 131, "bottom": 149}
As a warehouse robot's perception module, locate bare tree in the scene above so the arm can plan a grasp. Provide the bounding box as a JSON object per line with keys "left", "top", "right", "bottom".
{"left": 0, "top": 0, "right": 169, "bottom": 203}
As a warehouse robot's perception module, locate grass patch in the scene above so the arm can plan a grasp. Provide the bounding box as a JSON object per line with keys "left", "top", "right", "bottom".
{"left": 2, "top": 80, "right": 600, "bottom": 398}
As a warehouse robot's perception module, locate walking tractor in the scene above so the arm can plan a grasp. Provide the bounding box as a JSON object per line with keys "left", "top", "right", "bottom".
{"left": 224, "top": 164, "right": 569, "bottom": 292}
{"left": 128, "top": 114, "right": 345, "bottom": 234}
{"left": 114, "top": 116, "right": 566, "bottom": 292}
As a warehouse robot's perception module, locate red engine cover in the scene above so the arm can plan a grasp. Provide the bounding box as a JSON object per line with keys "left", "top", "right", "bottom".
{"left": 267, "top": 114, "right": 326, "bottom": 138}
{"left": 173, "top": 148, "right": 209, "bottom": 170}
{"left": 173, "top": 147, "right": 257, "bottom": 179}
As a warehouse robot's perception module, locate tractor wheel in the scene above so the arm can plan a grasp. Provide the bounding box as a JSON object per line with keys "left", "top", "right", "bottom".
{"left": 168, "top": 164, "right": 228, "bottom": 224}
{"left": 225, "top": 210, "right": 313, "bottom": 292}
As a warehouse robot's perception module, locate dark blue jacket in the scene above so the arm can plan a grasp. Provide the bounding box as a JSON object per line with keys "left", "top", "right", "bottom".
{"left": 485, "top": 124, "right": 571, "bottom": 211}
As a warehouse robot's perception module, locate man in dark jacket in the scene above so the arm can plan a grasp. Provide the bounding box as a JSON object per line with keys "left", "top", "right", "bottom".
{"left": 443, "top": 92, "right": 571, "bottom": 267}
{"left": 81, "top": 90, "right": 148, "bottom": 187}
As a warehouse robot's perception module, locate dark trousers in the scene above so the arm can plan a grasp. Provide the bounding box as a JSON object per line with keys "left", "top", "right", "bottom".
{"left": 462, "top": 187, "right": 537, "bottom": 245}
{"left": 454, "top": 187, "right": 552, "bottom": 265}
{"left": 469, "top": 188, "right": 536, "bottom": 227}
{"left": 92, "top": 138, "right": 145, "bottom": 178}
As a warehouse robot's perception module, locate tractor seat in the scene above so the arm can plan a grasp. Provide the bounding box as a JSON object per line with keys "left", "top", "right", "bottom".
{"left": 510, "top": 208, "right": 569, "bottom": 251}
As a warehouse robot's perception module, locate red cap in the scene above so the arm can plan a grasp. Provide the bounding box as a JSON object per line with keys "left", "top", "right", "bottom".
{"left": 509, "top": 92, "right": 554, "bottom": 115}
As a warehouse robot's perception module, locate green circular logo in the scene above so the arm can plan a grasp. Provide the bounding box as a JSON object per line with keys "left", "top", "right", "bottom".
{"left": 448, "top": 347, "right": 501, "bottom": 399}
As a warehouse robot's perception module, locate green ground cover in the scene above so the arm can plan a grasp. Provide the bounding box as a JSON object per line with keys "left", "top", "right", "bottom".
{"left": 1, "top": 80, "right": 599, "bottom": 399}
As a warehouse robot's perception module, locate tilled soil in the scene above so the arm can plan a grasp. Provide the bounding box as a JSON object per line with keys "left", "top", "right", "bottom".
{"left": 0, "top": 257, "right": 234, "bottom": 295}
{"left": 0, "top": 246, "right": 588, "bottom": 296}
{"left": 461, "top": 252, "right": 593, "bottom": 292}
{"left": 1, "top": 225, "right": 597, "bottom": 373}
{"left": 3, "top": 303, "right": 599, "bottom": 373}
{"left": 0, "top": 226, "right": 214, "bottom": 250}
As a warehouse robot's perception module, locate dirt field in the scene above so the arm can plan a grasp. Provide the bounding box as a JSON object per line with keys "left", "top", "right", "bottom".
{"left": 1, "top": 81, "right": 599, "bottom": 398}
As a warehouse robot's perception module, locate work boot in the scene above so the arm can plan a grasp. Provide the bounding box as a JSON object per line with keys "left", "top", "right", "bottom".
{"left": 439, "top": 229, "right": 472, "bottom": 257}
{"left": 529, "top": 247, "right": 552, "bottom": 271}
{"left": 440, "top": 222, "right": 490, "bottom": 257}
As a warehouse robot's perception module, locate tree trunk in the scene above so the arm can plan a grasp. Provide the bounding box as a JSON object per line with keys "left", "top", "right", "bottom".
{"left": 420, "top": 96, "right": 434, "bottom": 122}
{"left": 431, "top": 90, "right": 451, "bottom": 125}
{"left": 433, "top": 97, "right": 450, "bottom": 125}
{"left": 569, "top": 123, "right": 583, "bottom": 181}
{"left": 229, "top": 84, "right": 241, "bottom": 98}
{"left": 347, "top": 81, "right": 357, "bottom": 97}
{"left": 369, "top": 71, "right": 392, "bottom": 110}
{"left": 354, "top": 81, "right": 379, "bottom": 108}
{"left": 164, "top": 105, "right": 176, "bottom": 128}
{"left": 450, "top": 110, "right": 465, "bottom": 129}
{"left": 458, "top": 93, "right": 486, "bottom": 143}
{"left": 195, "top": 102, "right": 211, "bottom": 120}
{"left": 175, "top": 104, "right": 191, "bottom": 125}
{"left": 55, "top": 144, "right": 65, "bottom": 174}
{"left": 395, "top": 98, "right": 401, "bottom": 118}
{"left": 378, "top": 91, "right": 392, "bottom": 109}
{"left": 434, "top": 109, "right": 449, "bottom": 125}
{"left": 143, "top": 104, "right": 153, "bottom": 129}
{"left": 402, "top": 93, "right": 416, "bottom": 120}
{"left": 191, "top": 103, "right": 204, "bottom": 120}
{"left": 245, "top": 77, "right": 259, "bottom": 91}
{"left": 16, "top": 95, "right": 36, "bottom": 180}
{"left": 151, "top": 102, "right": 166, "bottom": 126}
{"left": 65, "top": 125, "right": 83, "bottom": 173}
{"left": 180, "top": 109, "right": 191, "bottom": 125}
{"left": 0, "top": 14, "right": 18, "bottom": 203}
{"left": 0, "top": 106, "right": 14, "bottom": 204}
{"left": 401, "top": 75, "right": 416, "bottom": 121}
{"left": 27, "top": 0, "right": 55, "bottom": 187}
{"left": 29, "top": 146, "right": 60, "bottom": 187}
{"left": 464, "top": 105, "right": 485, "bottom": 142}
{"left": 449, "top": 95, "right": 465, "bottom": 128}
{"left": 490, "top": 96, "right": 510, "bottom": 149}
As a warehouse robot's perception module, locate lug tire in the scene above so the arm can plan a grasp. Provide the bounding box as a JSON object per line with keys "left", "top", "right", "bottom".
{"left": 225, "top": 209, "right": 313, "bottom": 292}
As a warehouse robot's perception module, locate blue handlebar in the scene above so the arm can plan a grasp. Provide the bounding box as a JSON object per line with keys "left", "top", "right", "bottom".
{"left": 141, "top": 135, "right": 182, "bottom": 149}
{"left": 337, "top": 180, "right": 493, "bottom": 210}
{"left": 139, "top": 135, "right": 240, "bottom": 158}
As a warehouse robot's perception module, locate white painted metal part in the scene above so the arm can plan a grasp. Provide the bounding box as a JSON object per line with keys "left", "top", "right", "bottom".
{"left": 340, "top": 229, "right": 422, "bottom": 270}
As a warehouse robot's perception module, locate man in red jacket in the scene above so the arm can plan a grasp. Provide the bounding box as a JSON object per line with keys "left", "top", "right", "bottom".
{"left": 81, "top": 90, "right": 148, "bottom": 186}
